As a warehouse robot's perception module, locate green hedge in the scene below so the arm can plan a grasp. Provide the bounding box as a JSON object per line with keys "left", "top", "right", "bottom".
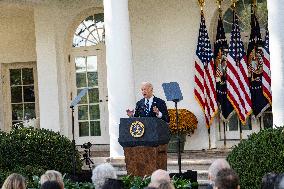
{"left": 0, "top": 127, "right": 82, "bottom": 187}
{"left": 227, "top": 127, "right": 284, "bottom": 189}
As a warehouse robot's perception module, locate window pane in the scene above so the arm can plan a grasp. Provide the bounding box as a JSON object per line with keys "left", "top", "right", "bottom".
{"left": 12, "top": 104, "right": 23, "bottom": 121}
{"left": 90, "top": 121, "right": 101, "bottom": 136}
{"left": 10, "top": 69, "right": 21, "bottom": 86}
{"left": 87, "top": 72, "right": 98, "bottom": 87}
{"left": 11, "top": 86, "right": 22, "bottom": 103}
{"left": 22, "top": 68, "right": 34, "bottom": 85}
{"left": 23, "top": 86, "right": 35, "bottom": 102}
{"left": 77, "top": 89, "right": 88, "bottom": 104}
{"left": 89, "top": 88, "right": 99, "bottom": 103}
{"left": 242, "top": 117, "right": 252, "bottom": 130}
{"left": 75, "top": 57, "right": 86, "bottom": 72}
{"left": 86, "top": 56, "right": 97, "bottom": 72}
{"left": 78, "top": 105, "right": 88, "bottom": 120}
{"left": 76, "top": 73, "right": 87, "bottom": 88}
{"left": 79, "top": 121, "right": 89, "bottom": 136}
{"left": 228, "top": 113, "right": 238, "bottom": 131}
{"left": 263, "top": 112, "right": 273, "bottom": 129}
{"left": 90, "top": 105, "right": 100, "bottom": 120}
{"left": 24, "top": 103, "right": 36, "bottom": 120}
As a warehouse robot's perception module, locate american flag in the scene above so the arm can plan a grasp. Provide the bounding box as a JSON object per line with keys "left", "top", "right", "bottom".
{"left": 262, "top": 29, "right": 272, "bottom": 105}
{"left": 247, "top": 6, "right": 270, "bottom": 118}
{"left": 214, "top": 15, "right": 234, "bottom": 122}
{"left": 194, "top": 13, "right": 218, "bottom": 128}
{"left": 226, "top": 11, "right": 252, "bottom": 125}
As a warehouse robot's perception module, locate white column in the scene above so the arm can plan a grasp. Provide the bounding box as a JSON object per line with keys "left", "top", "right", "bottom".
{"left": 267, "top": 1, "right": 284, "bottom": 126}
{"left": 104, "top": 0, "right": 136, "bottom": 157}
{"left": 34, "top": 6, "right": 61, "bottom": 132}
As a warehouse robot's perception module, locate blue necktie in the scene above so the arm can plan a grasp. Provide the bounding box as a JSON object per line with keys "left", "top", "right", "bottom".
{"left": 145, "top": 99, "right": 150, "bottom": 115}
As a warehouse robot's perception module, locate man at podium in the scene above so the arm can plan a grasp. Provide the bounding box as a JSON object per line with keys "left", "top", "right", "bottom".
{"left": 126, "top": 82, "right": 169, "bottom": 123}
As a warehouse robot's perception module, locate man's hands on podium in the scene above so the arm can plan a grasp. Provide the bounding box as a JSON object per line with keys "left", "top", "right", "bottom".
{"left": 126, "top": 109, "right": 134, "bottom": 117}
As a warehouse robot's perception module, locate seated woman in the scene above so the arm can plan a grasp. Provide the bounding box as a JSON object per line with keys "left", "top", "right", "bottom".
{"left": 2, "top": 173, "right": 26, "bottom": 189}
{"left": 91, "top": 163, "right": 117, "bottom": 189}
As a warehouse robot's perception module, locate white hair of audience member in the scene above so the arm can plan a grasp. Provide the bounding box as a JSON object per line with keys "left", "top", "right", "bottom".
{"left": 208, "top": 159, "right": 231, "bottom": 182}
{"left": 148, "top": 169, "right": 171, "bottom": 188}
{"left": 91, "top": 163, "right": 117, "bottom": 189}
{"left": 40, "top": 170, "right": 64, "bottom": 189}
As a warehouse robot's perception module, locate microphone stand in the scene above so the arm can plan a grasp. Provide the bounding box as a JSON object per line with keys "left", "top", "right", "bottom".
{"left": 173, "top": 99, "right": 182, "bottom": 174}
{"left": 71, "top": 106, "right": 76, "bottom": 177}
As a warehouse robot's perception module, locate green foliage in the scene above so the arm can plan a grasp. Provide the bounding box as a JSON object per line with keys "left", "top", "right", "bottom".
{"left": 227, "top": 127, "right": 284, "bottom": 189}
{"left": 122, "top": 175, "right": 151, "bottom": 189}
{"left": 121, "top": 175, "right": 197, "bottom": 189}
{"left": 0, "top": 127, "right": 82, "bottom": 187}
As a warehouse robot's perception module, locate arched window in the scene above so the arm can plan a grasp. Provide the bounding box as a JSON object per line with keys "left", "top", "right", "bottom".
{"left": 73, "top": 13, "right": 105, "bottom": 47}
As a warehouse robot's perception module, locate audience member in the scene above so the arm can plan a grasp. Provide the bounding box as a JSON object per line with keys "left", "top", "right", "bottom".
{"left": 261, "top": 172, "right": 277, "bottom": 189}
{"left": 101, "top": 178, "right": 124, "bottom": 189}
{"left": 91, "top": 163, "right": 117, "bottom": 189}
{"left": 40, "top": 170, "right": 64, "bottom": 189}
{"left": 214, "top": 168, "right": 239, "bottom": 189}
{"left": 207, "top": 159, "right": 230, "bottom": 189}
{"left": 148, "top": 169, "right": 171, "bottom": 188}
{"left": 2, "top": 173, "right": 26, "bottom": 189}
{"left": 275, "top": 173, "right": 284, "bottom": 189}
{"left": 40, "top": 180, "right": 61, "bottom": 189}
{"left": 157, "top": 181, "right": 175, "bottom": 189}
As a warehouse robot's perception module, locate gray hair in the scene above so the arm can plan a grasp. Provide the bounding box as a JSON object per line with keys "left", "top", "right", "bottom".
{"left": 275, "top": 174, "right": 284, "bottom": 189}
{"left": 208, "top": 159, "right": 230, "bottom": 182}
{"left": 149, "top": 169, "right": 170, "bottom": 188}
{"left": 141, "top": 82, "right": 153, "bottom": 89}
{"left": 91, "top": 163, "right": 117, "bottom": 189}
{"left": 40, "top": 170, "right": 64, "bottom": 189}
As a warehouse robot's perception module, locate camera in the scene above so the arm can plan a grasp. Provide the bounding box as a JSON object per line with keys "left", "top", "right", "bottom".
{"left": 81, "top": 142, "right": 92, "bottom": 149}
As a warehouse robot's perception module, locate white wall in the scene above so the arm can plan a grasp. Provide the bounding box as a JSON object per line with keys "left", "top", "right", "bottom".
{"left": 0, "top": 6, "right": 36, "bottom": 63}
{"left": 129, "top": 0, "right": 219, "bottom": 150}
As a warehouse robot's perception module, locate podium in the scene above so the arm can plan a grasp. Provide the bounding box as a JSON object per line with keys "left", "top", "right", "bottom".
{"left": 119, "top": 117, "right": 170, "bottom": 177}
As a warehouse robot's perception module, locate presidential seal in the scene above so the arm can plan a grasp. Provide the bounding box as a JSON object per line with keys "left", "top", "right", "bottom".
{"left": 129, "top": 121, "right": 145, "bottom": 138}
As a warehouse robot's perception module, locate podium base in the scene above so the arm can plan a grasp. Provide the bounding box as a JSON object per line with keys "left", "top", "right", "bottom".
{"left": 124, "top": 144, "right": 167, "bottom": 177}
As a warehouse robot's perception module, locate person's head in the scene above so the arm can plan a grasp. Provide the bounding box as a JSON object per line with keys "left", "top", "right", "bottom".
{"left": 2, "top": 173, "right": 26, "bottom": 189}
{"left": 274, "top": 173, "right": 284, "bottom": 189}
{"left": 208, "top": 159, "right": 231, "bottom": 182}
{"left": 101, "top": 178, "right": 124, "bottom": 189}
{"left": 261, "top": 172, "right": 277, "bottom": 189}
{"left": 149, "top": 169, "right": 170, "bottom": 188}
{"left": 157, "top": 181, "right": 175, "bottom": 189}
{"left": 40, "top": 170, "right": 64, "bottom": 189}
{"left": 214, "top": 168, "right": 240, "bottom": 189}
{"left": 91, "top": 163, "right": 117, "bottom": 189}
{"left": 40, "top": 181, "right": 61, "bottom": 189}
{"left": 141, "top": 82, "right": 154, "bottom": 99}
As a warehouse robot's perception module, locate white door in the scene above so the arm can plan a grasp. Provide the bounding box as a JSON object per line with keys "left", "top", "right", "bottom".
{"left": 71, "top": 45, "right": 109, "bottom": 145}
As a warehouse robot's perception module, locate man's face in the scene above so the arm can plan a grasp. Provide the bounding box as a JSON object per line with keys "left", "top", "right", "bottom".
{"left": 141, "top": 84, "right": 153, "bottom": 99}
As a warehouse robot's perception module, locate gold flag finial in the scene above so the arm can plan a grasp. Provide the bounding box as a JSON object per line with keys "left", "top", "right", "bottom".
{"left": 252, "top": 0, "right": 257, "bottom": 6}
{"left": 198, "top": 0, "right": 205, "bottom": 11}
{"left": 216, "top": 0, "right": 223, "bottom": 14}
{"left": 231, "top": 0, "right": 237, "bottom": 9}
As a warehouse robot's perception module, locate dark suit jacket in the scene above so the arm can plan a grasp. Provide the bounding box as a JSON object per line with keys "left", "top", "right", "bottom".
{"left": 134, "top": 96, "right": 170, "bottom": 123}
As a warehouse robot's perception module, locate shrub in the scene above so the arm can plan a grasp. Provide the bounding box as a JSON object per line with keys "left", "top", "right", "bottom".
{"left": 0, "top": 127, "right": 82, "bottom": 187}
{"left": 227, "top": 127, "right": 284, "bottom": 189}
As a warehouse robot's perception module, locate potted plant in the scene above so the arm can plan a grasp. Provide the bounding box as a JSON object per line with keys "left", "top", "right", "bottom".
{"left": 167, "top": 109, "right": 198, "bottom": 153}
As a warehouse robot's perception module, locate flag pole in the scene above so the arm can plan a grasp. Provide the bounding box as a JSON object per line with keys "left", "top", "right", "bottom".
{"left": 198, "top": 0, "right": 212, "bottom": 150}
{"left": 223, "top": 122, "right": 227, "bottom": 147}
